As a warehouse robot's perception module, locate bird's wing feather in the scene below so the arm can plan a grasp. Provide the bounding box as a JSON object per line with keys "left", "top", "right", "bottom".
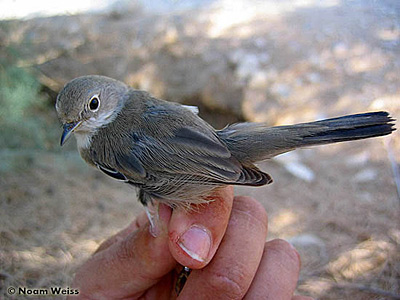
{"left": 181, "top": 105, "right": 199, "bottom": 115}
{"left": 97, "top": 164, "right": 129, "bottom": 181}
{"left": 123, "top": 126, "right": 243, "bottom": 183}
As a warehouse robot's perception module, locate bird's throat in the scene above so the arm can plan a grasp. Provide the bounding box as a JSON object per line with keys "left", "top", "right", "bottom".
{"left": 74, "top": 110, "right": 119, "bottom": 149}
{"left": 75, "top": 132, "right": 93, "bottom": 150}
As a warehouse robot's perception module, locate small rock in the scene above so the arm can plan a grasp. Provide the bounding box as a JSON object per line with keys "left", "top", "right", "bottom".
{"left": 333, "top": 42, "right": 348, "bottom": 57}
{"left": 248, "top": 70, "right": 269, "bottom": 88}
{"left": 283, "top": 161, "right": 315, "bottom": 182}
{"left": 345, "top": 151, "right": 370, "bottom": 166}
{"left": 289, "top": 234, "right": 328, "bottom": 264}
{"left": 289, "top": 234, "right": 326, "bottom": 251}
{"left": 306, "top": 72, "right": 321, "bottom": 83}
{"left": 274, "top": 152, "right": 315, "bottom": 182}
{"left": 353, "top": 168, "right": 378, "bottom": 183}
{"left": 370, "top": 95, "right": 400, "bottom": 113}
{"left": 236, "top": 53, "right": 262, "bottom": 79}
{"left": 271, "top": 83, "right": 291, "bottom": 98}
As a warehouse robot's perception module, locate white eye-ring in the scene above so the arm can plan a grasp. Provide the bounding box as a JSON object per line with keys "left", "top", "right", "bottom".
{"left": 89, "top": 95, "right": 100, "bottom": 112}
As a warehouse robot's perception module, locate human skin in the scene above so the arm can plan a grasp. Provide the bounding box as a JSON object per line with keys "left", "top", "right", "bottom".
{"left": 69, "top": 187, "right": 313, "bottom": 299}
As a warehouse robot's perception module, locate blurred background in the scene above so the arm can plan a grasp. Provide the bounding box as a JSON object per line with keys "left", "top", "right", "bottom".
{"left": 1, "top": 0, "right": 399, "bottom": 299}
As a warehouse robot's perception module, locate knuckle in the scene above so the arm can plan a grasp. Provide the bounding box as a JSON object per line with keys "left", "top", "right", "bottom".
{"left": 205, "top": 267, "right": 250, "bottom": 299}
{"left": 232, "top": 196, "right": 268, "bottom": 231}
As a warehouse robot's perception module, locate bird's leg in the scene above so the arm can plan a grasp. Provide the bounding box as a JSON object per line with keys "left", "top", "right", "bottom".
{"left": 139, "top": 190, "right": 161, "bottom": 237}
{"left": 175, "top": 266, "right": 192, "bottom": 296}
{"left": 144, "top": 202, "right": 160, "bottom": 237}
{"left": 139, "top": 190, "right": 192, "bottom": 294}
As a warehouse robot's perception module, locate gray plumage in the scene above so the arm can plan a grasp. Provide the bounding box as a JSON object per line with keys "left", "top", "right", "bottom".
{"left": 56, "top": 75, "right": 396, "bottom": 208}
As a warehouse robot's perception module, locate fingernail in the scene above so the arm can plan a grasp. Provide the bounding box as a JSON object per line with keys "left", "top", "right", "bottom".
{"left": 178, "top": 225, "right": 211, "bottom": 262}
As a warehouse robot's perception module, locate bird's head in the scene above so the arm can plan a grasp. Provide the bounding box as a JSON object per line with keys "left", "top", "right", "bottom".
{"left": 55, "top": 75, "right": 129, "bottom": 146}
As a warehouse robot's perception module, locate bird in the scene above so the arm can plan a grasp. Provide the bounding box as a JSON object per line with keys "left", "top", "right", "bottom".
{"left": 55, "top": 75, "right": 395, "bottom": 232}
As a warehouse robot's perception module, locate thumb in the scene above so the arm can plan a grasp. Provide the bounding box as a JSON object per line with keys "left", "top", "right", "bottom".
{"left": 69, "top": 204, "right": 177, "bottom": 299}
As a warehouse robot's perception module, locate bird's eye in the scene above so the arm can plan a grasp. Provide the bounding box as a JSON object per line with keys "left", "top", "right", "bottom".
{"left": 89, "top": 95, "right": 100, "bottom": 111}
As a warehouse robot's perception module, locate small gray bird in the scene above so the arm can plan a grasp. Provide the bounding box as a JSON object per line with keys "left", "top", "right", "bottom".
{"left": 56, "top": 75, "right": 395, "bottom": 228}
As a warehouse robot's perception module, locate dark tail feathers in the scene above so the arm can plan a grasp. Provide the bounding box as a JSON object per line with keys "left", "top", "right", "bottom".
{"left": 219, "top": 111, "right": 396, "bottom": 163}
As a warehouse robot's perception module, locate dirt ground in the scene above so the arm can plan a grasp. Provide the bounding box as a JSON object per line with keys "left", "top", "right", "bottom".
{"left": 1, "top": 1, "right": 400, "bottom": 299}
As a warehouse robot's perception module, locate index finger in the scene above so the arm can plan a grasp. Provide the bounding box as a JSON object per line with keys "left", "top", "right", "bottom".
{"left": 167, "top": 186, "right": 234, "bottom": 269}
{"left": 69, "top": 205, "right": 176, "bottom": 299}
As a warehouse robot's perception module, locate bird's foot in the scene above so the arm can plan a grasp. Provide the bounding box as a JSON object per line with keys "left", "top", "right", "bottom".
{"left": 144, "top": 201, "right": 161, "bottom": 237}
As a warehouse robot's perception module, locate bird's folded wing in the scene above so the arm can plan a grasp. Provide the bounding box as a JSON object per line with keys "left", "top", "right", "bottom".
{"left": 122, "top": 126, "right": 243, "bottom": 183}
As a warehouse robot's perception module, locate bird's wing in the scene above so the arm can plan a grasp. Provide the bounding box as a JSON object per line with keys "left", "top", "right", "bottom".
{"left": 139, "top": 126, "right": 243, "bottom": 183}
{"left": 96, "top": 164, "right": 129, "bottom": 181}
{"left": 108, "top": 125, "right": 242, "bottom": 186}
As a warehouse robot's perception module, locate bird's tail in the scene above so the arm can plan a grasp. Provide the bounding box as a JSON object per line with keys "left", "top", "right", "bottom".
{"left": 218, "top": 111, "right": 396, "bottom": 163}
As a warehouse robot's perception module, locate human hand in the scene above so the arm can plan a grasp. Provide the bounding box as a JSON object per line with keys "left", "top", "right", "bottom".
{"left": 69, "top": 187, "right": 313, "bottom": 299}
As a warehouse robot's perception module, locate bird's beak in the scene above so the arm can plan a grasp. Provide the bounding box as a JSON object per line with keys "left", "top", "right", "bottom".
{"left": 60, "top": 121, "right": 82, "bottom": 146}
